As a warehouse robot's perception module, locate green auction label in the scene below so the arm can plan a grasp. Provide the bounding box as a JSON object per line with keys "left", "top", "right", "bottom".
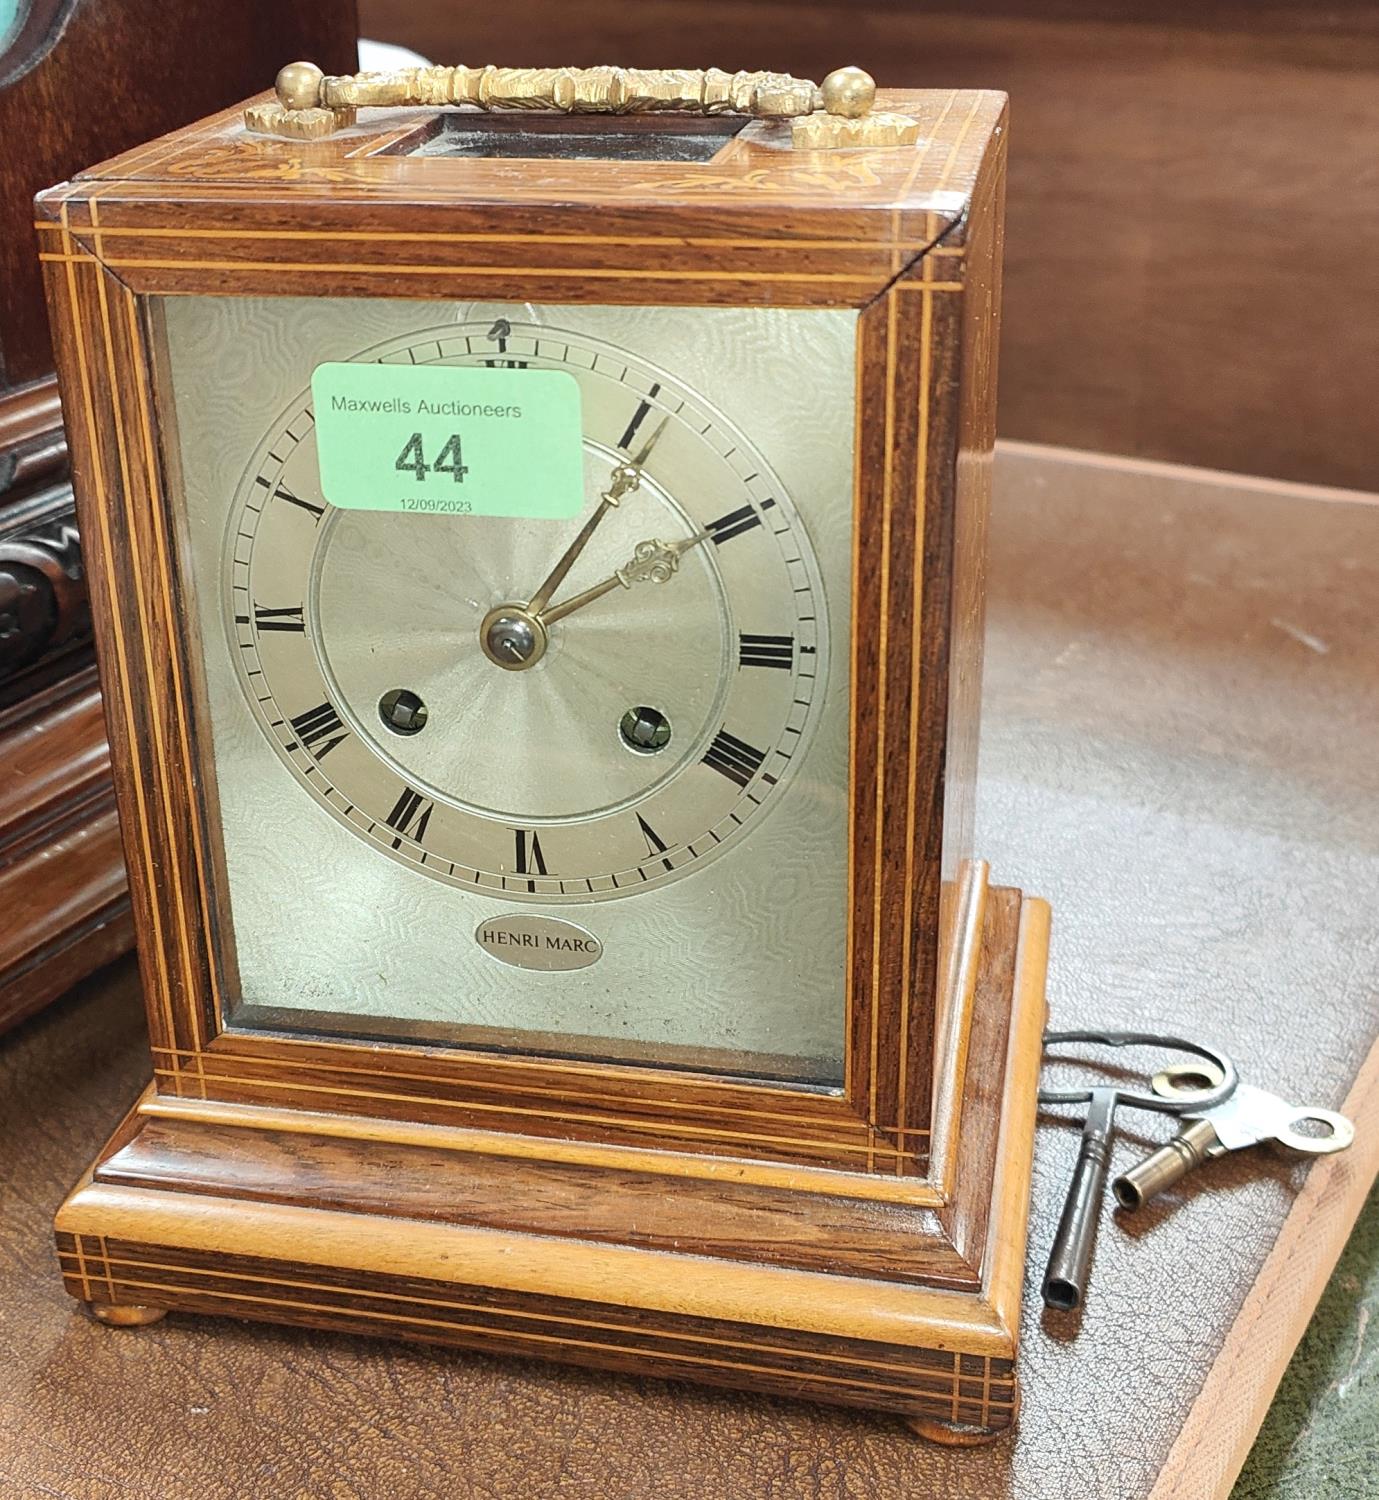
{"left": 311, "top": 362, "right": 584, "bottom": 518}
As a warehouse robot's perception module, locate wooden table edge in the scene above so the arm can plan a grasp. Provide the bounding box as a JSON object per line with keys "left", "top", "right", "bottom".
{"left": 1148, "top": 1030, "right": 1379, "bottom": 1500}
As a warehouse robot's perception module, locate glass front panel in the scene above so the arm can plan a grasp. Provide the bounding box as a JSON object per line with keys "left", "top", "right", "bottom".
{"left": 161, "top": 298, "right": 856, "bottom": 1084}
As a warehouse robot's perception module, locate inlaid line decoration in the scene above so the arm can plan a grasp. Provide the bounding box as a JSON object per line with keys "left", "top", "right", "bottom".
{"left": 89, "top": 201, "right": 208, "bottom": 1079}
{"left": 149, "top": 1067, "right": 913, "bottom": 1161}
{"left": 63, "top": 255, "right": 884, "bottom": 286}
{"left": 895, "top": 265, "right": 936, "bottom": 1173}
{"left": 53, "top": 204, "right": 184, "bottom": 1094}
{"left": 867, "top": 288, "right": 900, "bottom": 1169}
{"left": 41, "top": 222, "right": 944, "bottom": 254}
{"left": 896, "top": 88, "right": 990, "bottom": 1169}
{"left": 62, "top": 1245, "right": 1005, "bottom": 1388}
{"left": 64, "top": 1247, "right": 1014, "bottom": 1410}
{"left": 153, "top": 1042, "right": 873, "bottom": 1130}
{"left": 890, "top": 89, "right": 963, "bottom": 273}
{"left": 120, "top": 276, "right": 227, "bottom": 1040}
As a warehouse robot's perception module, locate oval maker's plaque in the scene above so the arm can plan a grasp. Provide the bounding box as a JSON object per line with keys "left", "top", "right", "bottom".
{"left": 475, "top": 914, "right": 603, "bottom": 972}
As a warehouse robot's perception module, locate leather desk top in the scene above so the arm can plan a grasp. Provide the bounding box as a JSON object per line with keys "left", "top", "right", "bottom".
{"left": 2, "top": 441, "right": 1376, "bottom": 1499}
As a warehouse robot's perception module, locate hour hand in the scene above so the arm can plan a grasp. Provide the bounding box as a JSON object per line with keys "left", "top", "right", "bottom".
{"left": 539, "top": 533, "right": 707, "bottom": 627}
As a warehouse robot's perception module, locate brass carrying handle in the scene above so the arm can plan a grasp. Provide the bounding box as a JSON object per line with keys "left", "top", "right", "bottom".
{"left": 244, "top": 62, "right": 919, "bottom": 149}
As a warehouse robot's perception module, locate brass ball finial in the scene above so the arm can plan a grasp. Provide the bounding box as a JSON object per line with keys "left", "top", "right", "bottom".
{"left": 276, "top": 60, "right": 325, "bottom": 111}
{"left": 820, "top": 66, "right": 876, "bottom": 119}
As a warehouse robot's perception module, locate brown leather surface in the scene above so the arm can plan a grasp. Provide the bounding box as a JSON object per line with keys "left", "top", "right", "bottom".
{"left": 2, "top": 442, "right": 1377, "bottom": 1498}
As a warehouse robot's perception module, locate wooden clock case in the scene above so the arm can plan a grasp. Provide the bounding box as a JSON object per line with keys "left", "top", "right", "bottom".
{"left": 39, "top": 85, "right": 1049, "bottom": 1442}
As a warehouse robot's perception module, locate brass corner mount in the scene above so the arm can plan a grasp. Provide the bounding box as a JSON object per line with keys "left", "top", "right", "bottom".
{"left": 243, "top": 61, "right": 920, "bottom": 150}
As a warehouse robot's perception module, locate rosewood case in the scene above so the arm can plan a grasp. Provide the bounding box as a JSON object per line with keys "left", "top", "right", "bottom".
{"left": 38, "top": 86, "right": 1048, "bottom": 1441}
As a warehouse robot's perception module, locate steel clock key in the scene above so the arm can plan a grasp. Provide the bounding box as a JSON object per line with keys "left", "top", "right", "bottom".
{"left": 1039, "top": 1030, "right": 1238, "bottom": 1311}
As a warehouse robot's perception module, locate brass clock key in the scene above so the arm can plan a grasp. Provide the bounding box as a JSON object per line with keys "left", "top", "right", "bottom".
{"left": 1115, "top": 1074, "right": 1355, "bottom": 1210}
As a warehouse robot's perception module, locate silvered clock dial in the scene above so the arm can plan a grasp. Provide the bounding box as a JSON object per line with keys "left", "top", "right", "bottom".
{"left": 227, "top": 320, "right": 828, "bottom": 902}
{"left": 164, "top": 299, "right": 856, "bottom": 1081}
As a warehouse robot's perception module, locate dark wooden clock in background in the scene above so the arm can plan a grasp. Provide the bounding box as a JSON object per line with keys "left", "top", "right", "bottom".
{"left": 0, "top": 0, "right": 356, "bottom": 1031}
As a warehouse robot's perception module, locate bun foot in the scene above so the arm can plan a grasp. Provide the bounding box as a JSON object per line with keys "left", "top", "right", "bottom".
{"left": 905, "top": 1414, "right": 1008, "bottom": 1446}
{"left": 89, "top": 1301, "right": 167, "bottom": 1328}
{"left": 906, "top": 1386, "right": 1018, "bottom": 1446}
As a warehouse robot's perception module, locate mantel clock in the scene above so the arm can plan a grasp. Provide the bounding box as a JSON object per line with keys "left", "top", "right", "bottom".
{"left": 39, "top": 59, "right": 1048, "bottom": 1442}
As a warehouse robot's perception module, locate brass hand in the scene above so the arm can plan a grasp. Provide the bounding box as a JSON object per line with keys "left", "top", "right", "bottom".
{"left": 524, "top": 416, "right": 669, "bottom": 617}
{"left": 539, "top": 533, "right": 708, "bottom": 626}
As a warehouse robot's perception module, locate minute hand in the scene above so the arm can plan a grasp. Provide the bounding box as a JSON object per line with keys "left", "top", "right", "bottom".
{"left": 524, "top": 416, "right": 669, "bottom": 617}
{"left": 539, "top": 534, "right": 707, "bottom": 627}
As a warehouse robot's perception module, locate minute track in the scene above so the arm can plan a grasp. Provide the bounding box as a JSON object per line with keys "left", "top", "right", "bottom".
{"left": 224, "top": 315, "right": 828, "bottom": 903}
